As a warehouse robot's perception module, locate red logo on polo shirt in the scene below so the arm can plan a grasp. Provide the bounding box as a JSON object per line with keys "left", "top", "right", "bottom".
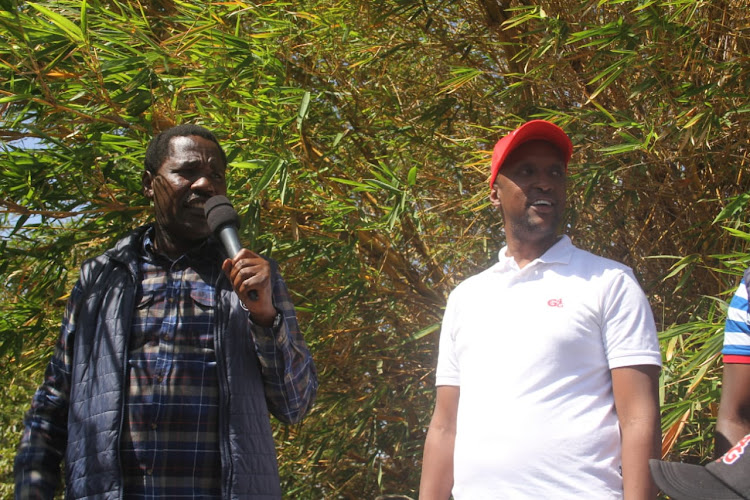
{"left": 722, "top": 434, "right": 750, "bottom": 465}
{"left": 547, "top": 298, "right": 563, "bottom": 308}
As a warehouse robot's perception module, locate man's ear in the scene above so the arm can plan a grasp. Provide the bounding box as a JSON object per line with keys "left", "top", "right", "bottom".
{"left": 489, "top": 184, "right": 502, "bottom": 208}
{"left": 142, "top": 170, "right": 154, "bottom": 200}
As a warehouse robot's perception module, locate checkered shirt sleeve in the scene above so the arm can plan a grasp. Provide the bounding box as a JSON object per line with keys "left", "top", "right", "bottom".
{"left": 14, "top": 279, "right": 83, "bottom": 499}
{"left": 250, "top": 260, "right": 317, "bottom": 424}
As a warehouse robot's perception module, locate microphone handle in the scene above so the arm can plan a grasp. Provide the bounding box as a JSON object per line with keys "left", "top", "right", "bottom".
{"left": 218, "top": 225, "right": 242, "bottom": 257}
{"left": 218, "top": 225, "right": 258, "bottom": 301}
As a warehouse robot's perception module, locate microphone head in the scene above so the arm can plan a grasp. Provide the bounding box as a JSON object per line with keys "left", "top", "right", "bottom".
{"left": 204, "top": 195, "right": 240, "bottom": 234}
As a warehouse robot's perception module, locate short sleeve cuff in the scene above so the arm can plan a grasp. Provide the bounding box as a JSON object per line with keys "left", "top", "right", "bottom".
{"left": 608, "top": 352, "right": 662, "bottom": 370}
{"left": 435, "top": 375, "right": 460, "bottom": 387}
{"left": 724, "top": 354, "right": 750, "bottom": 364}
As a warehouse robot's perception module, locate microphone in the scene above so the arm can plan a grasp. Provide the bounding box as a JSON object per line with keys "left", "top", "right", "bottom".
{"left": 204, "top": 195, "right": 257, "bottom": 301}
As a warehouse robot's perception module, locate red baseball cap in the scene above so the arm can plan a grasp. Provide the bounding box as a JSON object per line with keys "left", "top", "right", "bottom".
{"left": 489, "top": 120, "right": 573, "bottom": 188}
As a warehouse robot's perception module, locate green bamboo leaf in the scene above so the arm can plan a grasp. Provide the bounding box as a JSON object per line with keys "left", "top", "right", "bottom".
{"left": 27, "top": 2, "right": 84, "bottom": 42}
{"left": 438, "top": 67, "right": 482, "bottom": 95}
{"left": 399, "top": 322, "right": 440, "bottom": 346}
{"left": 80, "top": 0, "right": 87, "bottom": 40}
{"left": 366, "top": 178, "right": 402, "bottom": 194}
{"left": 596, "top": 141, "right": 642, "bottom": 154}
{"left": 407, "top": 166, "right": 417, "bottom": 186}
{"left": 587, "top": 63, "right": 627, "bottom": 102}
{"left": 721, "top": 226, "right": 750, "bottom": 243}
{"left": 297, "top": 91, "right": 311, "bottom": 130}
{"left": 231, "top": 161, "right": 265, "bottom": 171}
{"left": 682, "top": 112, "right": 705, "bottom": 129}
{"left": 332, "top": 131, "right": 345, "bottom": 148}
{"left": 330, "top": 177, "right": 376, "bottom": 191}
{"left": 714, "top": 194, "right": 750, "bottom": 224}
{"left": 686, "top": 363, "right": 710, "bottom": 394}
{"left": 251, "top": 158, "right": 285, "bottom": 198}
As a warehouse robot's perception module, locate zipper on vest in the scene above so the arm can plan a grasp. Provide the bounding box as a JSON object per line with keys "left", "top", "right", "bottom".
{"left": 215, "top": 280, "right": 233, "bottom": 497}
{"left": 117, "top": 265, "right": 137, "bottom": 498}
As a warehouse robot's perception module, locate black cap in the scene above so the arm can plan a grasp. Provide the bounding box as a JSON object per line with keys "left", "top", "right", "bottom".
{"left": 649, "top": 434, "right": 750, "bottom": 499}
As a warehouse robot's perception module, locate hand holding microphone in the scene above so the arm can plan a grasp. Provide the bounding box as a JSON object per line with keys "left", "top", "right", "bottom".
{"left": 204, "top": 195, "right": 260, "bottom": 301}
{"left": 204, "top": 196, "right": 278, "bottom": 327}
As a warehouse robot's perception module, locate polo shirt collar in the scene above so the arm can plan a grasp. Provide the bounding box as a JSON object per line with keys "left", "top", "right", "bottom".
{"left": 495, "top": 235, "right": 574, "bottom": 272}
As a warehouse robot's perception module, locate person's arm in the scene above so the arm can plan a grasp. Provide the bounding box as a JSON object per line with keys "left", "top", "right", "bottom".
{"left": 611, "top": 364, "right": 661, "bottom": 500}
{"left": 223, "top": 251, "right": 317, "bottom": 424}
{"left": 14, "top": 281, "right": 84, "bottom": 499}
{"left": 419, "top": 385, "right": 459, "bottom": 500}
{"left": 715, "top": 362, "right": 750, "bottom": 456}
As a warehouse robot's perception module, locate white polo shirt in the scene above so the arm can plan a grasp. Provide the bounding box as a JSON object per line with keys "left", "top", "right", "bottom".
{"left": 436, "top": 235, "right": 661, "bottom": 499}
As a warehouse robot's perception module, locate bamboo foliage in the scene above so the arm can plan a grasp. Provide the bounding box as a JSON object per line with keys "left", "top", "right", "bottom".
{"left": 1, "top": 0, "right": 749, "bottom": 497}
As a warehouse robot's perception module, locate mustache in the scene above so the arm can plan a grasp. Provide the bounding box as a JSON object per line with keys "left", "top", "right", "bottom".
{"left": 185, "top": 195, "right": 210, "bottom": 207}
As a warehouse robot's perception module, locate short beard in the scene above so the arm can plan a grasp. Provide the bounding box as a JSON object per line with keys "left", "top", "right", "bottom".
{"left": 505, "top": 212, "right": 561, "bottom": 242}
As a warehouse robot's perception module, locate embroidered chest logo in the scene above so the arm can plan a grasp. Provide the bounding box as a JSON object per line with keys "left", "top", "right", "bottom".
{"left": 547, "top": 298, "right": 563, "bottom": 308}
{"left": 721, "top": 434, "right": 750, "bottom": 465}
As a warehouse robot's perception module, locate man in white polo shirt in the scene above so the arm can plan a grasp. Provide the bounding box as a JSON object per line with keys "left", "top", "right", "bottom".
{"left": 419, "top": 120, "right": 662, "bottom": 499}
